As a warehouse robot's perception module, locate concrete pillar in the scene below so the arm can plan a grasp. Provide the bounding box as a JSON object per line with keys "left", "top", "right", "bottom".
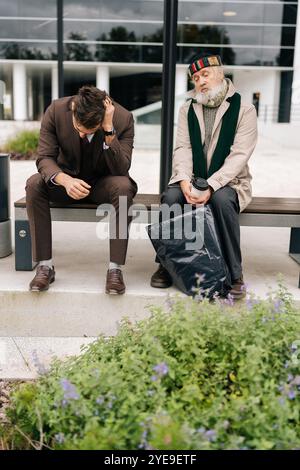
{"left": 291, "top": 4, "right": 300, "bottom": 123}
{"left": 51, "top": 65, "right": 59, "bottom": 101}
{"left": 96, "top": 65, "right": 110, "bottom": 93}
{"left": 13, "top": 63, "right": 27, "bottom": 120}
{"left": 174, "top": 66, "right": 188, "bottom": 124}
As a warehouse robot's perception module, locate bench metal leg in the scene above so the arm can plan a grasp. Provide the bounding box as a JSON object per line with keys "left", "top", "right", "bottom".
{"left": 289, "top": 227, "right": 300, "bottom": 288}
{"left": 15, "top": 219, "right": 37, "bottom": 271}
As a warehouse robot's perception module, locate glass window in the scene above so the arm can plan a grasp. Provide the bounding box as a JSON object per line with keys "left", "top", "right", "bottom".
{"left": 0, "top": 63, "right": 13, "bottom": 119}
{"left": 178, "top": 24, "right": 296, "bottom": 48}
{"left": 178, "top": 45, "right": 294, "bottom": 67}
{"left": 63, "top": 21, "right": 162, "bottom": 42}
{"left": 0, "top": 42, "right": 57, "bottom": 60}
{"left": 0, "top": 19, "right": 57, "bottom": 40}
{"left": 27, "top": 66, "right": 52, "bottom": 120}
{"left": 63, "top": 0, "right": 164, "bottom": 21}
{"left": 178, "top": 1, "right": 297, "bottom": 25}
{"left": 63, "top": 67, "right": 96, "bottom": 96}
{"left": 0, "top": 0, "right": 56, "bottom": 17}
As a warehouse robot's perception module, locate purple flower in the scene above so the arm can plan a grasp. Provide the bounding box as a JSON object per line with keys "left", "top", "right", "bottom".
{"left": 153, "top": 362, "right": 169, "bottom": 377}
{"left": 288, "top": 390, "right": 296, "bottom": 400}
{"left": 139, "top": 428, "right": 149, "bottom": 449}
{"left": 195, "top": 273, "right": 205, "bottom": 283}
{"left": 287, "top": 374, "right": 294, "bottom": 383}
{"left": 32, "top": 350, "right": 48, "bottom": 376}
{"left": 224, "top": 293, "right": 234, "bottom": 307}
{"left": 60, "top": 378, "right": 80, "bottom": 402}
{"left": 204, "top": 429, "right": 217, "bottom": 442}
{"left": 241, "top": 283, "right": 249, "bottom": 292}
{"left": 55, "top": 433, "right": 65, "bottom": 444}
{"left": 196, "top": 427, "right": 206, "bottom": 434}
{"left": 213, "top": 291, "right": 220, "bottom": 300}
{"left": 96, "top": 396, "right": 104, "bottom": 405}
{"left": 151, "top": 375, "right": 158, "bottom": 382}
{"left": 273, "top": 299, "right": 284, "bottom": 313}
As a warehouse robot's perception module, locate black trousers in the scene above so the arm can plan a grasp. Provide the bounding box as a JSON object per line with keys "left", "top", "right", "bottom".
{"left": 156, "top": 184, "right": 242, "bottom": 283}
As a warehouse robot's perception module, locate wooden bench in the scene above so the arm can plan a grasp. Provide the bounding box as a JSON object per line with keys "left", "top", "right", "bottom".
{"left": 14, "top": 195, "right": 300, "bottom": 287}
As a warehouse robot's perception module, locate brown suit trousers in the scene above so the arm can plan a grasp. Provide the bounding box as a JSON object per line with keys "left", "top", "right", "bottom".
{"left": 26, "top": 173, "right": 137, "bottom": 265}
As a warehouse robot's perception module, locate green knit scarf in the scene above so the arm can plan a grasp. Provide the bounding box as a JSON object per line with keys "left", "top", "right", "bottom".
{"left": 187, "top": 93, "right": 241, "bottom": 179}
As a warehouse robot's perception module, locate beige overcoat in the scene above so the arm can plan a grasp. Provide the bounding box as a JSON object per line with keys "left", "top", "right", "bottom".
{"left": 169, "top": 79, "right": 258, "bottom": 212}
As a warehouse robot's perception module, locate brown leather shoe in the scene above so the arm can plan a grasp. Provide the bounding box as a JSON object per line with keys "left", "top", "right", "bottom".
{"left": 150, "top": 264, "right": 173, "bottom": 288}
{"left": 229, "top": 275, "right": 246, "bottom": 300}
{"left": 29, "top": 265, "right": 55, "bottom": 292}
{"left": 105, "top": 269, "right": 125, "bottom": 295}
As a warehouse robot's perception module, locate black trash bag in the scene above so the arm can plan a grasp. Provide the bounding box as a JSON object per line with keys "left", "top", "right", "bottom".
{"left": 146, "top": 204, "right": 231, "bottom": 298}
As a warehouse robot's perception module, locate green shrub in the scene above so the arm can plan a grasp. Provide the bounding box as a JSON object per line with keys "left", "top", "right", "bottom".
{"left": 3, "top": 283, "right": 300, "bottom": 450}
{"left": 4, "top": 129, "right": 39, "bottom": 157}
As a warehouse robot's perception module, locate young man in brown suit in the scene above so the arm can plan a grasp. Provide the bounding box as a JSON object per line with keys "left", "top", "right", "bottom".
{"left": 151, "top": 52, "right": 258, "bottom": 299}
{"left": 26, "top": 85, "right": 137, "bottom": 294}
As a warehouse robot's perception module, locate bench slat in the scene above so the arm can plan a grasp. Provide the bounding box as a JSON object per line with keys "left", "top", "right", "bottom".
{"left": 14, "top": 195, "right": 300, "bottom": 215}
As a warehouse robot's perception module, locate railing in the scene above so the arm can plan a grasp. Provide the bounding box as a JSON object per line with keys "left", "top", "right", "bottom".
{"left": 258, "top": 104, "right": 300, "bottom": 123}
{"left": 132, "top": 93, "right": 186, "bottom": 125}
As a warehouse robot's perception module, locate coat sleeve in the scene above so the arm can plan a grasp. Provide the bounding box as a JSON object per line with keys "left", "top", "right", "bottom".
{"left": 100, "top": 112, "right": 134, "bottom": 176}
{"left": 207, "top": 104, "right": 258, "bottom": 192}
{"left": 36, "top": 101, "right": 62, "bottom": 185}
{"left": 169, "top": 104, "right": 193, "bottom": 184}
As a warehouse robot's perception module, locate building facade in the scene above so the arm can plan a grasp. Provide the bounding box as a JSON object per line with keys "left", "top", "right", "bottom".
{"left": 0, "top": 0, "right": 299, "bottom": 123}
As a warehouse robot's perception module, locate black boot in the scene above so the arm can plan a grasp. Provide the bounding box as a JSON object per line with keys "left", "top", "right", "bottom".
{"left": 150, "top": 264, "right": 173, "bottom": 288}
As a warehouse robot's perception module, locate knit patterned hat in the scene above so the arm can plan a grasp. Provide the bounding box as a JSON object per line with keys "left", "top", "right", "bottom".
{"left": 188, "top": 53, "right": 222, "bottom": 77}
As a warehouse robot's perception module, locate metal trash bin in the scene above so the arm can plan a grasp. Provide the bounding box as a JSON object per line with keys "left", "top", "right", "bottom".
{"left": 0, "top": 153, "right": 12, "bottom": 258}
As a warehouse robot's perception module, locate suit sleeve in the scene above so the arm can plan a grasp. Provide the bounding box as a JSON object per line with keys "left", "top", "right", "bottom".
{"left": 36, "top": 101, "right": 62, "bottom": 185}
{"left": 207, "top": 105, "right": 258, "bottom": 192}
{"left": 100, "top": 112, "right": 134, "bottom": 176}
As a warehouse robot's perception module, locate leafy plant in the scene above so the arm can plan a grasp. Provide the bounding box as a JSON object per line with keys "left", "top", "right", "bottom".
{"left": 2, "top": 283, "right": 300, "bottom": 450}
{"left": 3, "top": 129, "right": 39, "bottom": 157}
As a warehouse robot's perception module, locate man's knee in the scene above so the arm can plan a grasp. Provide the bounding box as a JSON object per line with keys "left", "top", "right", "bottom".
{"left": 161, "top": 186, "right": 185, "bottom": 206}
{"left": 210, "top": 186, "right": 238, "bottom": 212}
{"left": 25, "top": 173, "right": 46, "bottom": 198}
{"left": 110, "top": 176, "right": 137, "bottom": 196}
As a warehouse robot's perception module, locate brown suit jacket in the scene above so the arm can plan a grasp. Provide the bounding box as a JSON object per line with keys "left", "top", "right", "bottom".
{"left": 36, "top": 96, "right": 135, "bottom": 185}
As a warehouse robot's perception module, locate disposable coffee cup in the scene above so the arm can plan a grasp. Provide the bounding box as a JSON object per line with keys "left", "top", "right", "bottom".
{"left": 190, "top": 177, "right": 209, "bottom": 198}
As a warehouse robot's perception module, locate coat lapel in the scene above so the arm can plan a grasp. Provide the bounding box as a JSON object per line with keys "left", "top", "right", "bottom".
{"left": 193, "top": 102, "right": 205, "bottom": 145}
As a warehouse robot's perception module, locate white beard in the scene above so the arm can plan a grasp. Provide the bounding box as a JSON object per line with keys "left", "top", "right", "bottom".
{"left": 194, "top": 80, "right": 226, "bottom": 105}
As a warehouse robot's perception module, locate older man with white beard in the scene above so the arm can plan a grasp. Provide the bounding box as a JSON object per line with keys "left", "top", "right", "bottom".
{"left": 150, "top": 52, "right": 258, "bottom": 299}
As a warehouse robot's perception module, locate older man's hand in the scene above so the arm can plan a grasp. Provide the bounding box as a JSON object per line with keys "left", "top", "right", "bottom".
{"left": 180, "top": 180, "right": 212, "bottom": 205}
